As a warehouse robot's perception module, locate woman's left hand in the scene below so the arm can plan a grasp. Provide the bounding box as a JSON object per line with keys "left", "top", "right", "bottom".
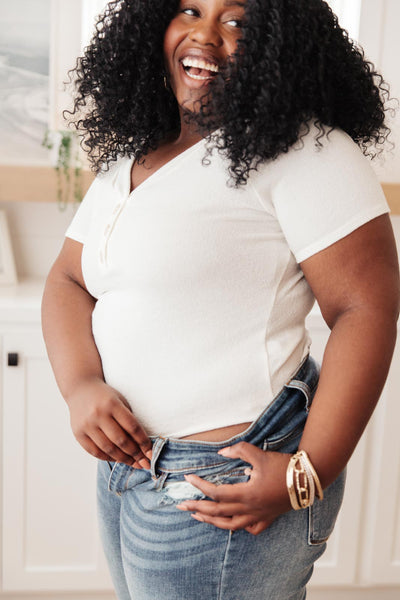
{"left": 176, "top": 442, "right": 293, "bottom": 535}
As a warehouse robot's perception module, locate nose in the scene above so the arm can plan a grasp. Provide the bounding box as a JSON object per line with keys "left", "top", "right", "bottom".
{"left": 188, "top": 19, "right": 223, "bottom": 47}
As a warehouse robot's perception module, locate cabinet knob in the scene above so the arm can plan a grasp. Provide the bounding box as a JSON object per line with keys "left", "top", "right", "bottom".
{"left": 7, "top": 353, "right": 19, "bottom": 367}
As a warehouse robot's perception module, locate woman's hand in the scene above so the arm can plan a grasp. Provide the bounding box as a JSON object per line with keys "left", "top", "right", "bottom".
{"left": 67, "top": 378, "right": 153, "bottom": 469}
{"left": 176, "top": 442, "right": 292, "bottom": 535}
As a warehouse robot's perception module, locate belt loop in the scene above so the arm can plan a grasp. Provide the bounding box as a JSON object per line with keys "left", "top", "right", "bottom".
{"left": 150, "top": 437, "right": 168, "bottom": 480}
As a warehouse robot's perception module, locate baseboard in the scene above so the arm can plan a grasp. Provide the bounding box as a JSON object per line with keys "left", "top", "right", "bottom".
{"left": 308, "top": 588, "right": 400, "bottom": 600}
{"left": 0, "top": 594, "right": 116, "bottom": 600}
{"left": 1, "top": 588, "right": 399, "bottom": 600}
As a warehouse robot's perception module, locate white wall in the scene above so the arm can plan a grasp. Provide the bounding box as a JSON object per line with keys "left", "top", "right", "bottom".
{"left": 358, "top": 0, "right": 400, "bottom": 183}
{"left": 0, "top": 200, "right": 76, "bottom": 278}
{"left": 2, "top": 0, "right": 399, "bottom": 281}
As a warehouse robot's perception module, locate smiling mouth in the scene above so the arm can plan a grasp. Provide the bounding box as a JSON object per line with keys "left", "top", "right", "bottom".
{"left": 180, "top": 56, "right": 219, "bottom": 81}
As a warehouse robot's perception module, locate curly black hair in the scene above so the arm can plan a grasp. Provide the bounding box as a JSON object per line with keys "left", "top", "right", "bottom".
{"left": 65, "top": 0, "right": 397, "bottom": 186}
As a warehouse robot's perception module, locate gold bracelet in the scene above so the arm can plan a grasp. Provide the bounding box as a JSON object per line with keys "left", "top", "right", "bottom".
{"left": 286, "top": 456, "right": 301, "bottom": 510}
{"left": 286, "top": 454, "right": 306, "bottom": 510}
{"left": 299, "top": 454, "right": 315, "bottom": 507}
{"left": 297, "top": 450, "right": 324, "bottom": 501}
{"left": 286, "top": 450, "right": 324, "bottom": 510}
{"left": 294, "top": 453, "right": 312, "bottom": 508}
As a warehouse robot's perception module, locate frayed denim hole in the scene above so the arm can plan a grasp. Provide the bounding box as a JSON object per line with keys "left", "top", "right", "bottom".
{"left": 158, "top": 469, "right": 250, "bottom": 506}
{"left": 209, "top": 469, "right": 250, "bottom": 485}
{"left": 159, "top": 478, "right": 207, "bottom": 506}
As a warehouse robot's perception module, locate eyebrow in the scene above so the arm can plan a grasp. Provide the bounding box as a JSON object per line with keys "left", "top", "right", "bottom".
{"left": 195, "top": 0, "right": 246, "bottom": 6}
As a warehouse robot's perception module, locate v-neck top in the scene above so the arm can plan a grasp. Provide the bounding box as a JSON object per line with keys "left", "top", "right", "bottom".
{"left": 65, "top": 123, "right": 389, "bottom": 437}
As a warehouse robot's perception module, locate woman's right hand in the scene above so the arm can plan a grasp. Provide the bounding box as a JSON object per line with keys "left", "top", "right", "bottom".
{"left": 66, "top": 378, "right": 153, "bottom": 469}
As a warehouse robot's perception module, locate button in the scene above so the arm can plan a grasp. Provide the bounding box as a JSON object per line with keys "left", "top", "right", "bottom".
{"left": 113, "top": 203, "right": 122, "bottom": 214}
{"left": 104, "top": 224, "right": 111, "bottom": 235}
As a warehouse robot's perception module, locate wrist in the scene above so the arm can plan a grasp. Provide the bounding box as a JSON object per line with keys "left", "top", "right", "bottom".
{"left": 63, "top": 375, "right": 105, "bottom": 406}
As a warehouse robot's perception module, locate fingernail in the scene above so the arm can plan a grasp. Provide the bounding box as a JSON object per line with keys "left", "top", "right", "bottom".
{"left": 218, "top": 447, "right": 230, "bottom": 456}
{"left": 191, "top": 513, "right": 204, "bottom": 522}
{"left": 145, "top": 449, "right": 153, "bottom": 460}
{"left": 176, "top": 504, "right": 189, "bottom": 511}
{"left": 139, "top": 458, "right": 151, "bottom": 469}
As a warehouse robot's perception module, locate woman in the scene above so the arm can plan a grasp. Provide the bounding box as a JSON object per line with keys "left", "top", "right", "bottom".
{"left": 42, "top": 0, "right": 399, "bottom": 598}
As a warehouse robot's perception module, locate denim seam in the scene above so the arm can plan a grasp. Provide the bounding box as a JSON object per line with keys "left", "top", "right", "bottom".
{"left": 108, "top": 462, "right": 124, "bottom": 496}
{"left": 217, "top": 530, "right": 233, "bottom": 600}
{"left": 152, "top": 472, "right": 169, "bottom": 491}
{"left": 157, "top": 460, "right": 230, "bottom": 475}
{"left": 307, "top": 506, "right": 330, "bottom": 546}
{"left": 264, "top": 422, "right": 304, "bottom": 449}
{"left": 285, "top": 380, "right": 312, "bottom": 410}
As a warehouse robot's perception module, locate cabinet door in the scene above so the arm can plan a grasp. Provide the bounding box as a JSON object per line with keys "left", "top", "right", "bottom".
{"left": 306, "top": 314, "right": 368, "bottom": 586}
{"left": 359, "top": 336, "right": 400, "bottom": 585}
{"left": 307, "top": 314, "right": 400, "bottom": 587}
{"left": 1, "top": 329, "right": 113, "bottom": 592}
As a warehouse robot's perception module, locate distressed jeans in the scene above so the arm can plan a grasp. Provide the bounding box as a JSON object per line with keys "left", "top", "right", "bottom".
{"left": 96, "top": 355, "right": 346, "bottom": 600}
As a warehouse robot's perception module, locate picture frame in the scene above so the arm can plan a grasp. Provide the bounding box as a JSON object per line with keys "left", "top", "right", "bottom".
{"left": 0, "top": 210, "right": 18, "bottom": 285}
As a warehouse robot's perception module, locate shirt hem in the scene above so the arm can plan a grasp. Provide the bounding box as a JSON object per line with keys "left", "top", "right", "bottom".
{"left": 294, "top": 203, "right": 390, "bottom": 263}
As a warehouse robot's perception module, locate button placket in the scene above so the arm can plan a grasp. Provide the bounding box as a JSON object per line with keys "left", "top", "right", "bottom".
{"left": 99, "top": 198, "right": 126, "bottom": 266}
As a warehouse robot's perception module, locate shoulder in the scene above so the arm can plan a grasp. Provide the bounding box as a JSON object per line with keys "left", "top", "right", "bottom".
{"left": 256, "top": 121, "right": 365, "bottom": 181}
{"left": 250, "top": 121, "right": 381, "bottom": 205}
{"left": 250, "top": 123, "right": 388, "bottom": 264}
{"left": 95, "top": 155, "right": 132, "bottom": 193}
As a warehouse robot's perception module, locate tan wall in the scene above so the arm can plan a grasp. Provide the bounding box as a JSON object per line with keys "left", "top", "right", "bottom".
{"left": 1, "top": 166, "right": 399, "bottom": 214}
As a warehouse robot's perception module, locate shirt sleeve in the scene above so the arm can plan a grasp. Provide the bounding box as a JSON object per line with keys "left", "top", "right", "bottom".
{"left": 269, "top": 127, "right": 390, "bottom": 263}
{"left": 65, "top": 175, "right": 102, "bottom": 244}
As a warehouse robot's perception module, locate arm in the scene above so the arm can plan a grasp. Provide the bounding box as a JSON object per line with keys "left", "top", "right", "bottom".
{"left": 176, "top": 214, "right": 399, "bottom": 532}
{"left": 297, "top": 214, "right": 399, "bottom": 487}
{"left": 42, "top": 237, "right": 152, "bottom": 468}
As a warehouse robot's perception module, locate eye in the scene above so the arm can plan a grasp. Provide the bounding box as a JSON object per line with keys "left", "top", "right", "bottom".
{"left": 181, "top": 7, "right": 199, "bottom": 17}
{"left": 225, "top": 18, "right": 242, "bottom": 28}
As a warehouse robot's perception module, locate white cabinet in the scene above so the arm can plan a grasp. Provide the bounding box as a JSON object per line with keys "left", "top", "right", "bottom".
{"left": 359, "top": 336, "right": 400, "bottom": 585}
{"left": 306, "top": 311, "right": 400, "bottom": 592}
{"left": 305, "top": 314, "right": 369, "bottom": 587}
{"left": 0, "top": 281, "right": 113, "bottom": 595}
{"left": 1, "top": 280, "right": 400, "bottom": 598}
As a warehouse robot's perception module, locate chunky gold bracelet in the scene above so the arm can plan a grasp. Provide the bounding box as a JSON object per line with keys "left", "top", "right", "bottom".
{"left": 286, "top": 455, "right": 302, "bottom": 510}
{"left": 299, "top": 455, "right": 315, "bottom": 508}
{"left": 299, "top": 450, "right": 324, "bottom": 500}
{"left": 286, "top": 450, "right": 324, "bottom": 510}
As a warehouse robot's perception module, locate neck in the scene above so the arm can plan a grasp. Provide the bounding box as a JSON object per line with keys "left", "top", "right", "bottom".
{"left": 170, "top": 105, "right": 212, "bottom": 146}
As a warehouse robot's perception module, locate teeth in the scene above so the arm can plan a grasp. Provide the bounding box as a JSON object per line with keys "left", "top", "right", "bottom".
{"left": 185, "top": 70, "right": 213, "bottom": 80}
{"left": 181, "top": 56, "right": 219, "bottom": 73}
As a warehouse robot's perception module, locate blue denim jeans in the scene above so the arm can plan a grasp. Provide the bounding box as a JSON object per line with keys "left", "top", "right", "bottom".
{"left": 96, "top": 355, "right": 346, "bottom": 600}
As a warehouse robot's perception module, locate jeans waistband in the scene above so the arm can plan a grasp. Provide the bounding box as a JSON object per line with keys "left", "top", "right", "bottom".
{"left": 149, "top": 355, "right": 320, "bottom": 479}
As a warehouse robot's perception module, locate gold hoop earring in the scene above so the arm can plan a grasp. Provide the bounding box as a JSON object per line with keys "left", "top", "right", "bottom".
{"left": 163, "top": 75, "right": 168, "bottom": 90}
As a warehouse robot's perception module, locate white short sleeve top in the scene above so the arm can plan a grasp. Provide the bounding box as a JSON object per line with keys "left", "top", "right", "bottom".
{"left": 66, "top": 124, "right": 389, "bottom": 437}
